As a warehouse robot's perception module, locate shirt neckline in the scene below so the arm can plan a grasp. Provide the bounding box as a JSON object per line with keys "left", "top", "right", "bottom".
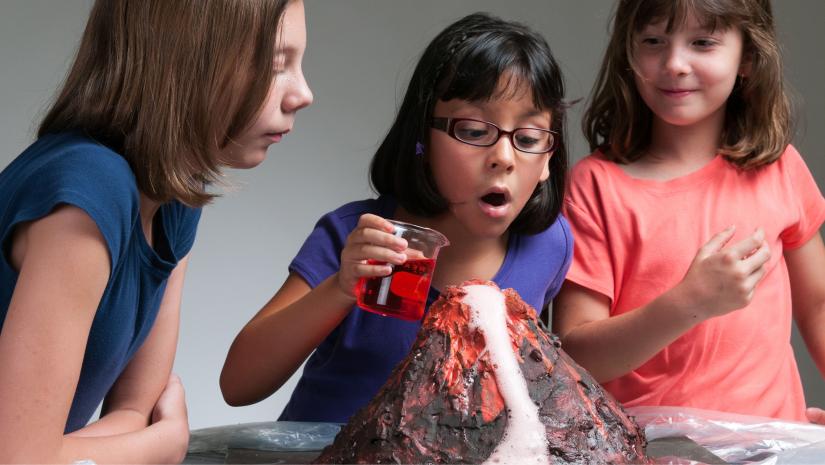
{"left": 596, "top": 151, "right": 728, "bottom": 193}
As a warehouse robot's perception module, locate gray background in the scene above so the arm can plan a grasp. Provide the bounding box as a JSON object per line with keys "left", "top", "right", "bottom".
{"left": 1, "top": 1, "right": 822, "bottom": 429}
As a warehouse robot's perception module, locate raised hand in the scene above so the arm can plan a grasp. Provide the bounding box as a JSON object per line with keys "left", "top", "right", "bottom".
{"left": 676, "top": 226, "right": 770, "bottom": 320}
{"left": 337, "top": 214, "right": 408, "bottom": 298}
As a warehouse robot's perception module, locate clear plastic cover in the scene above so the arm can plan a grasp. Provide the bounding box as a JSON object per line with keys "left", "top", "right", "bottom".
{"left": 185, "top": 408, "right": 825, "bottom": 464}
{"left": 630, "top": 406, "right": 825, "bottom": 464}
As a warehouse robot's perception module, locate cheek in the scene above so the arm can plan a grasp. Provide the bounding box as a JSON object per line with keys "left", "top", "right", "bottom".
{"left": 428, "top": 151, "right": 474, "bottom": 201}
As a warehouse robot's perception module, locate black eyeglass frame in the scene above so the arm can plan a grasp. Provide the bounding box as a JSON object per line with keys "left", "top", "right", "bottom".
{"left": 430, "top": 117, "right": 558, "bottom": 154}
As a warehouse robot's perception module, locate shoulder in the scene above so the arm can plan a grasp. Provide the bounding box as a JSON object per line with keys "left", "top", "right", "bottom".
{"left": 313, "top": 197, "right": 395, "bottom": 234}
{"left": 1, "top": 133, "right": 140, "bottom": 267}
{"left": 773, "top": 144, "right": 809, "bottom": 174}
{"left": 325, "top": 197, "right": 394, "bottom": 223}
{"left": 289, "top": 198, "right": 391, "bottom": 288}
{"left": 3, "top": 132, "right": 138, "bottom": 211}
{"left": 568, "top": 151, "right": 616, "bottom": 193}
{"left": 565, "top": 150, "right": 618, "bottom": 213}
{"left": 516, "top": 215, "right": 573, "bottom": 257}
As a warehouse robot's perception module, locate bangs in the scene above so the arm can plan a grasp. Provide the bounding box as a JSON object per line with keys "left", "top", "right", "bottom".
{"left": 632, "top": 0, "right": 740, "bottom": 33}
{"left": 436, "top": 36, "right": 562, "bottom": 114}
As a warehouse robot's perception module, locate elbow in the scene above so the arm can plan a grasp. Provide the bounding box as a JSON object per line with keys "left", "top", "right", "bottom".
{"left": 219, "top": 368, "right": 251, "bottom": 407}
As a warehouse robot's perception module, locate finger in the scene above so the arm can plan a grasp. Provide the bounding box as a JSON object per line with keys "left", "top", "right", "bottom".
{"left": 742, "top": 263, "right": 767, "bottom": 293}
{"left": 352, "top": 226, "right": 407, "bottom": 252}
{"left": 739, "top": 239, "right": 770, "bottom": 273}
{"left": 356, "top": 214, "right": 396, "bottom": 234}
{"left": 345, "top": 244, "right": 406, "bottom": 265}
{"left": 698, "top": 225, "right": 736, "bottom": 256}
{"left": 807, "top": 407, "right": 825, "bottom": 425}
{"left": 725, "top": 228, "right": 766, "bottom": 259}
{"left": 352, "top": 262, "right": 394, "bottom": 278}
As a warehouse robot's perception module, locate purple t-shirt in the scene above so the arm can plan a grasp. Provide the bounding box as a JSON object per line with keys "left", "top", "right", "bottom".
{"left": 280, "top": 196, "right": 572, "bottom": 422}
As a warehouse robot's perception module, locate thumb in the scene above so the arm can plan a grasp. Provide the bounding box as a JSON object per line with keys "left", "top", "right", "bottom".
{"left": 698, "top": 225, "right": 736, "bottom": 256}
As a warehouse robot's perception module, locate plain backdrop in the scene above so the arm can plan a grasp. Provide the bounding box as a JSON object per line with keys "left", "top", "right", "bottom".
{"left": 0, "top": 0, "right": 823, "bottom": 429}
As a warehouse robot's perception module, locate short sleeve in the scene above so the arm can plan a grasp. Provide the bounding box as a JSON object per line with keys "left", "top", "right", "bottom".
{"left": 778, "top": 146, "right": 825, "bottom": 249}
{"left": 1, "top": 143, "right": 139, "bottom": 272}
{"left": 544, "top": 215, "right": 574, "bottom": 305}
{"left": 562, "top": 160, "right": 615, "bottom": 300}
{"left": 289, "top": 212, "right": 348, "bottom": 288}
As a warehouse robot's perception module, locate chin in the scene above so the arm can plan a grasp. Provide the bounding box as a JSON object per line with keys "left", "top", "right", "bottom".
{"left": 230, "top": 151, "right": 268, "bottom": 169}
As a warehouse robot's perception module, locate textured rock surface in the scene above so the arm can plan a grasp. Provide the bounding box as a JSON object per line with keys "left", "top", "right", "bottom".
{"left": 315, "top": 280, "right": 650, "bottom": 464}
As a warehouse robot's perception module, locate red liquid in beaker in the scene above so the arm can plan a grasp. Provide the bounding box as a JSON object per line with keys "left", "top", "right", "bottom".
{"left": 356, "top": 258, "right": 436, "bottom": 321}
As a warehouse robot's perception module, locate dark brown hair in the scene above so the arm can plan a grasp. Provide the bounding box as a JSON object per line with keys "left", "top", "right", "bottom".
{"left": 584, "top": 0, "right": 790, "bottom": 168}
{"left": 370, "top": 13, "right": 569, "bottom": 235}
{"left": 38, "top": 0, "right": 291, "bottom": 206}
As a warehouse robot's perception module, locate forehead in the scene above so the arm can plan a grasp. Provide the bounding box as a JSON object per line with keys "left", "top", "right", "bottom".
{"left": 278, "top": 0, "right": 307, "bottom": 50}
{"left": 633, "top": 1, "right": 735, "bottom": 33}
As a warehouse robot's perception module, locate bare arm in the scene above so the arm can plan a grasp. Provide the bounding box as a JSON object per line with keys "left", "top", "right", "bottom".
{"left": 553, "top": 227, "right": 770, "bottom": 382}
{"left": 69, "top": 257, "right": 191, "bottom": 461}
{"left": 785, "top": 233, "right": 825, "bottom": 424}
{"left": 220, "top": 214, "right": 408, "bottom": 406}
{"left": 0, "top": 206, "right": 187, "bottom": 464}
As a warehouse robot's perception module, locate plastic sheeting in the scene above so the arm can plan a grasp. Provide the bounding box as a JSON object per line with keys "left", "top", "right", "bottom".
{"left": 630, "top": 406, "right": 825, "bottom": 464}
{"left": 187, "top": 421, "right": 342, "bottom": 453}
{"left": 185, "top": 408, "right": 825, "bottom": 464}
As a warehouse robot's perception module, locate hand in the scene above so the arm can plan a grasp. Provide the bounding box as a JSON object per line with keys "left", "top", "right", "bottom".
{"left": 675, "top": 226, "right": 770, "bottom": 320}
{"left": 807, "top": 407, "right": 825, "bottom": 425}
{"left": 151, "top": 374, "right": 190, "bottom": 462}
{"left": 337, "top": 214, "right": 408, "bottom": 298}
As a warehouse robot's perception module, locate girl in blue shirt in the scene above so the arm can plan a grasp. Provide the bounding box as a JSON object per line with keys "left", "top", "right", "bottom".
{"left": 221, "top": 12, "right": 573, "bottom": 423}
{"left": 0, "top": 1, "right": 312, "bottom": 463}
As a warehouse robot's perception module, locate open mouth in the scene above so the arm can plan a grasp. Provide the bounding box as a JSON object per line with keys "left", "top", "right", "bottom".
{"left": 481, "top": 192, "right": 507, "bottom": 207}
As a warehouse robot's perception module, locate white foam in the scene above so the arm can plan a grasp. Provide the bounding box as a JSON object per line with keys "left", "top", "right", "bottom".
{"left": 463, "top": 285, "right": 549, "bottom": 465}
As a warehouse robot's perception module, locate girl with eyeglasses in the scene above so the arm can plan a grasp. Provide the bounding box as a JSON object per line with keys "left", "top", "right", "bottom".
{"left": 0, "top": 0, "right": 312, "bottom": 462}
{"left": 220, "top": 12, "right": 572, "bottom": 423}
{"left": 554, "top": 0, "right": 825, "bottom": 423}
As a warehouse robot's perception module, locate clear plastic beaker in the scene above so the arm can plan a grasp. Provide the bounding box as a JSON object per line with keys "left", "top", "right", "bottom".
{"left": 355, "top": 220, "right": 449, "bottom": 321}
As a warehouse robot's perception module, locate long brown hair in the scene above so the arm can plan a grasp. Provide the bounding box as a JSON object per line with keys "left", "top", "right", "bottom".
{"left": 39, "top": 0, "right": 291, "bottom": 206}
{"left": 583, "top": 0, "right": 790, "bottom": 169}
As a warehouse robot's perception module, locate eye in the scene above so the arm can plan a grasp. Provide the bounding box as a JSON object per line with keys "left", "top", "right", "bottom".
{"left": 453, "top": 121, "right": 494, "bottom": 142}
{"left": 515, "top": 134, "right": 540, "bottom": 148}
{"left": 638, "top": 36, "right": 664, "bottom": 47}
{"left": 514, "top": 129, "right": 552, "bottom": 151}
{"left": 692, "top": 38, "right": 718, "bottom": 48}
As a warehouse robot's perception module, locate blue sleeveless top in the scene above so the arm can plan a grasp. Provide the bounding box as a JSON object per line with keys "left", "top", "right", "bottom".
{"left": 279, "top": 196, "right": 573, "bottom": 423}
{"left": 0, "top": 132, "right": 201, "bottom": 432}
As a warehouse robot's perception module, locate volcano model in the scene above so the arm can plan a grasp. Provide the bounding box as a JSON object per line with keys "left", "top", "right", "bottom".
{"left": 315, "top": 280, "right": 650, "bottom": 464}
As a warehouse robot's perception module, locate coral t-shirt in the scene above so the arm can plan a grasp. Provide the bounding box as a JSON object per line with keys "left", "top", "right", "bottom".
{"left": 563, "top": 146, "right": 825, "bottom": 421}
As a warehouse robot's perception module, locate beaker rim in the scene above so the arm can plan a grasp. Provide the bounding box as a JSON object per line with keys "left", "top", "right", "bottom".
{"left": 389, "top": 219, "right": 450, "bottom": 247}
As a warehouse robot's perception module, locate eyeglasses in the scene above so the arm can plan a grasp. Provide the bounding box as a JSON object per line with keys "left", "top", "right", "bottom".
{"left": 430, "top": 117, "right": 557, "bottom": 154}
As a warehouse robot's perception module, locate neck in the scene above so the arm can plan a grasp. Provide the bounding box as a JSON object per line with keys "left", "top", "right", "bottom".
{"left": 395, "top": 207, "right": 508, "bottom": 287}
{"left": 647, "top": 110, "right": 725, "bottom": 164}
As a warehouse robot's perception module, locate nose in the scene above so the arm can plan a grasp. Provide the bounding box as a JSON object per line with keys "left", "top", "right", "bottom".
{"left": 663, "top": 44, "right": 690, "bottom": 76}
{"left": 282, "top": 67, "right": 314, "bottom": 113}
{"left": 487, "top": 135, "right": 516, "bottom": 173}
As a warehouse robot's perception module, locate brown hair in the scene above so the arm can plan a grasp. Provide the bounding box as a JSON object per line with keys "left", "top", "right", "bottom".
{"left": 38, "top": 0, "right": 291, "bottom": 206}
{"left": 583, "top": 0, "right": 790, "bottom": 169}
